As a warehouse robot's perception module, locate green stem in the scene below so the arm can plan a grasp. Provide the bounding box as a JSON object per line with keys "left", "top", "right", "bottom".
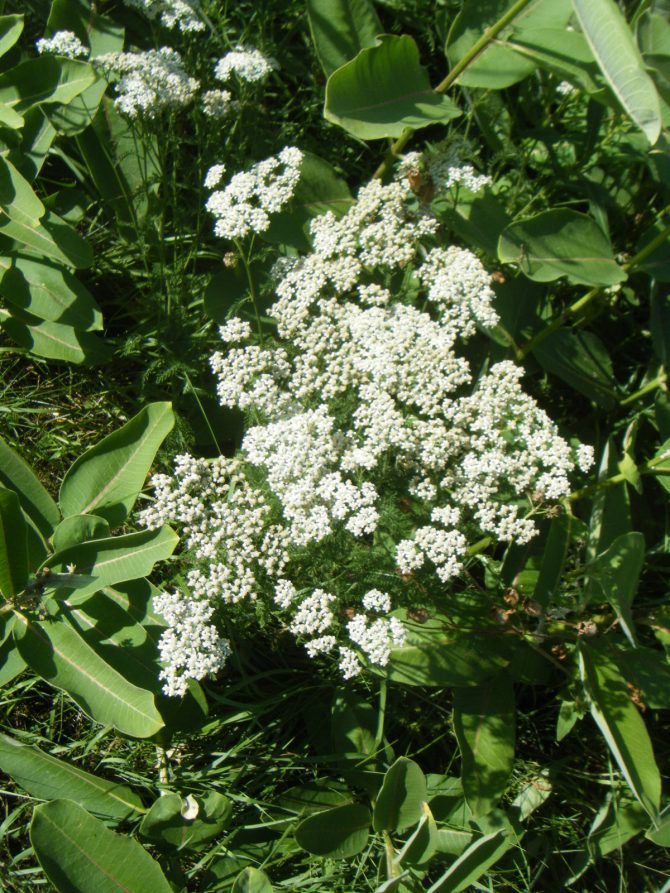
{"left": 235, "top": 239, "right": 264, "bottom": 340}
{"left": 373, "top": 0, "right": 536, "bottom": 179}
{"left": 569, "top": 450, "right": 670, "bottom": 503}
{"left": 516, "top": 213, "right": 670, "bottom": 361}
{"left": 619, "top": 371, "right": 667, "bottom": 407}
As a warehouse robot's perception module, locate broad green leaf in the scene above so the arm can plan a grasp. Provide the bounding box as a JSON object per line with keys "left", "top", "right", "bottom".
{"left": 394, "top": 809, "right": 438, "bottom": 866}
{"left": 140, "top": 790, "right": 232, "bottom": 850}
{"left": 426, "top": 828, "right": 512, "bottom": 892}
{"left": 324, "top": 35, "right": 461, "bottom": 140}
{"left": 46, "top": 526, "right": 179, "bottom": 600}
{"left": 505, "top": 29, "right": 605, "bottom": 95}
{"left": 646, "top": 810, "right": 670, "bottom": 846}
{"left": 498, "top": 209, "right": 625, "bottom": 286}
{"left": 589, "top": 532, "right": 645, "bottom": 646}
{"left": 9, "top": 107, "right": 57, "bottom": 180}
{"left": 0, "top": 733, "right": 143, "bottom": 821}
{"left": 295, "top": 803, "right": 371, "bottom": 858}
{"left": 31, "top": 799, "right": 172, "bottom": 893}
{"left": 532, "top": 328, "right": 617, "bottom": 410}
{"left": 307, "top": 0, "right": 382, "bottom": 75}
{"left": 0, "top": 256, "right": 102, "bottom": 330}
{"left": 578, "top": 640, "right": 661, "bottom": 820}
{"left": 440, "top": 191, "right": 511, "bottom": 258}
{"left": 232, "top": 868, "right": 274, "bottom": 893}
{"left": 76, "top": 99, "right": 159, "bottom": 238}
{"left": 0, "top": 57, "right": 97, "bottom": 113}
{"left": 0, "top": 103, "right": 23, "bottom": 129}
{"left": 0, "top": 435, "right": 59, "bottom": 539}
{"left": 567, "top": 794, "right": 648, "bottom": 882}
{"left": 279, "top": 782, "right": 352, "bottom": 814}
{"left": 0, "top": 15, "right": 23, "bottom": 59}
{"left": 556, "top": 698, "right": 585, "bottom": 742}
{"left": 0, "top": 636, "right": 25, "bottom": 686}
{"left": 60, "top": 403, "right": 175, "bottom": 527}
{"left": 617, "top": 646, "right": 670, "bottom": 709}
{"left": 0, "top": 308, "right": 110, "bottom": 365}
{"left": 373, "top": 758, "right": 427, "bottom": 832}
{"left": 0, "top": 488, "right": 29, "bottom": 598}
{"left": 0, "top": 209, "right": 92, "bottom": 269}
{"left": 587, "top": 439, "right": 631, "bottom": 559}
{"left": 52, "top": 515, "right": 111, "bottom": 551}
{"left": 446, "top": 0, "right": 572, "bottom": 89}
{"left": 573, "top": 0, "right": 662, "bottom": 144}
{"left": 331, "top": 689, "right": 377, "bottom": 759}
{"left": 534, "top": 514, "right": 571, "bottom": 608}
{"left": 14, "top": 615, "right": 164, "bottom": 737}
{"left": 68, "top": 587, "right": 209, "bottom": 736}
{"left": 0, "top": 156, "right": 45, "bottom": 229}
{"left": 453, "top": 676, "right": 516, "bottom": 817}
{"left": 45, "top": 1, "right": 124, "bottom": 135}
{"left": 388, "top": 636, "right": 510, "bottom": 687}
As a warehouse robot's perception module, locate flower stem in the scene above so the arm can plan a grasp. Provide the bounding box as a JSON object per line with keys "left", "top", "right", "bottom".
{"left": 619, "top": 371, "right": 667, "bottom": 407}
{"left": 569, "top": 450, "right": 670, "bottom": 503}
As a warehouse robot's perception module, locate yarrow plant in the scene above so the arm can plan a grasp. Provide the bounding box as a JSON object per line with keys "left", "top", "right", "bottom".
{"left": 95, "top": 48, "right": 200, "bottom": 118}
{"left": 140, "top": 168, "right": 594, "bottom": 696}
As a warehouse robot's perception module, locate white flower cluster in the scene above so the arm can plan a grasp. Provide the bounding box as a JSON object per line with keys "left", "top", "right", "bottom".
{"left": 142, "top": 170, "right": 593, "bottom": 694}
{"left": 95, "top": 48, "right": 199, "bottom": 118}
{"left": 36, "top": 31, "right": 89, "bottom": 59}
{"left": 214, "top": 47, "right": 276, "bottom": 84}
{"left": 154, "top": 590, "right": 230, "bottom": 696}
{"left": 124, "top": 0, "right": 205, "bottom": 32}
{"left": 209, "top": 176, "right": 591, "bottom": 586}
{"left": 398, "top": 140, "right": 492, "bottom": 195}
{"left": 205, "top": 147, "right": 303, "bottom": 240}
{"left": 201, "top": 88, "right": 235, "bottom": 119}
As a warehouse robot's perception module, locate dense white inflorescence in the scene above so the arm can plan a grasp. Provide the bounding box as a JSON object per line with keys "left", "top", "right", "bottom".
{"left": 141, "top": 170, "right": 594, "bottom": 696}
{"left": 205, "top": 147, "right": 303, "bottom": 240}
{"left": 124, "top": 0, "right": 205, "bottom": 32}
{"left": 36, "top": 30, "right": 89, "bottom": 59}
{"left": 95, "top": 48, "right": 199, "bottom": 118}
{"left": 201, "top": 88, "right": 235, "bottom": 118}
{"left": 214, "top": 47, "right": 276, "bottom": 84}
{"left": 398, "top": 140, "right": 492, "bottom": 195}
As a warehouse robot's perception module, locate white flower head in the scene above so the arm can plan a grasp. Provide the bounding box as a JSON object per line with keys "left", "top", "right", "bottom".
{"left": 95, "top": 48, "right": 199, "bottom": 118}
{"left": 206, "top": 147, "right": 303, "bottom": 240}
{"left": 215, "top": 47, "right": 277, "bottom": 84}
{"left": 36, "top": 31, "right": 89, "bottom": 59}
{"left": 201, "top": 89, "right": 235, "bottom": 118}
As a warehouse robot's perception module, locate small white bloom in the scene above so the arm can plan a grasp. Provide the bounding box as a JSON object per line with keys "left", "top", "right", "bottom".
{"left": 339, "top": 647, "right": 362, "bottom": 679}
{"left": 201, "top": 89, "right": 234, "bottom": 118}
{"left": 36, "top": 31, "right": 89, "bottom": 59}
{"left": 362, "top": 589, "right": 391, "bottom": 613}
{"left": 219, "top": 317, "right": 251, "bottom": 343}
{"left": 206, "top": 147, "right": 303, "bottom": 241}
{"left": 215, "top": 47, "right": 276, "bottom": 84}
